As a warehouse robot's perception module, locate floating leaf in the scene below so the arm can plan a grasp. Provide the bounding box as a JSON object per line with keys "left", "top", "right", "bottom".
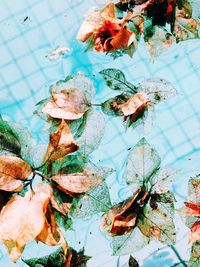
{"left": 22, "top": 247, "right": 65, "bottom": 267}
{"left": 125, "top": 138, "right": 161, "bottom": 192}
{"left": 138, "top": 78, "right": 177, "bottom": 103}
{"left": 99, "top": 68, "right": 137, "bottom": 92}
{"left": 144, "top": 26, "right": 174, "bottom": 60}
{"left": 45, "top": 120, "right": 79, "bottom": 162}
{"left": 101, "top": 189, "right": 141, "bottom": 236}
{"left": 129, "top": 255, "right": 139, "bottom": 267}
{"left": 70, "top": 182, "right": 111, "bottom": 218}
{"left": 111, "top": 227, "right": 149, "bottom": 256}
{"left": 0, "top": 154, "right": 32, "bottom": 192}
{"left": 65, "top": 247, "right": 91, "bottom": 267}
{"left": 51, "top": 170, "right": 103, "bottom": 194}
{"left": 77, "top": 109, "right": 105, "bottom": 155}
{"left": 174, "top": 17, "right": 200, "bottom": 42}
{"left": 150, "top": 167, "right": 177, "bottom": 194}
{"left": 138, "top": 203, "right": 176, "bottom": 245}
{"left": 0, "top": 183, "right": 53, "bottom": 262}
{"left": 188, "top": 241, "right": 200, "bottom": 267}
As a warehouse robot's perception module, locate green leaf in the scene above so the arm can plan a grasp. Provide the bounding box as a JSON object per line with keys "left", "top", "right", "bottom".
{"left": 54, "top": 210, "right": 73, "bottom": 231}
{"left": 0, "top": 116, "right": 21, "bottom": 155}
{"left": 138, "top": 203, "right": 176, "bottom": 245}
{"left": 188, "top": 241, "right": 200, "bottom": 267}
{"left": 150, "top": 167, "right": 177, "bottom": 194}
{"left": 77, "top": 109, "right": 105, "bottom": 155}
{"left": 101, "top": 94, "right": 130, "bottom": 117}
{"left": 125, "top": 138, "right": 161, "bottom": 192}
{"left": 188, "top": 176, "right": 200, "bottom": 202}
{"left": 144, "top": 26, "right": 174, "bottom": 60}
{"left": 138, "top": 78, "right": 177, "bottom": 103}
{"left": 111, "top": 227, "right": 149, "bottom": 256}
{"left": 70, "top": 182, "right": 111, "bottom": 218}
{"left": 129, "top": 255, "right": 139, "bottom": 267}
{"left": 66, "top": 247, "right": 91, "bottom": 267}
{"left": 22, "top": 247, "right": 65, "bottom": 267}
{"left": 99, "top": 69, "right": 137, "bottom": 93}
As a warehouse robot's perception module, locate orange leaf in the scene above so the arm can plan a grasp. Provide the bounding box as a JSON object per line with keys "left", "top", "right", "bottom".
{"left": 101, "top": 189, "right": 141, "bottom": 236}
{"left": 41, "top": 89, "right": 88, "bottom": 120}
{"left": 119, "top": 92, "right": 149, "bottom": 117}
{"left": 51, "top": 170, "right": 103, "bottom": 194}
{"left": 189, "top": 221, "right": 200, "bottom": 243}
{"left": 110, "top": 28, "right": 134, "bottom": 50}
{"left": 36, "top": 207, "right": 67, "bottom": 253}
{"left": 45, "top": 120, "right": 79, "bottom": 162}
{"left": 0, "top": 155, "right": 32, "bottom": 192}
{"left": 185, "top": 202, "right": 200, "bottom": 217}
{"left": 0, "top": 183, "right": 52, "bottom": 262}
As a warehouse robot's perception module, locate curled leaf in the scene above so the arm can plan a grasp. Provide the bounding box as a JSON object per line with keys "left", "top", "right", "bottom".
{"left": 0, "top": 154, "right": 32, "bottom": 192}
{"left": 45, "top": 120, "right": 79, "bottom": 162}
{"left": 0, "top": 183, "right": 53, "bottom": 262}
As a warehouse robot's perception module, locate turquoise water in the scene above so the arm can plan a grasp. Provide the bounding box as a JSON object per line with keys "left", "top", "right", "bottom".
{"left": 0, "top": 0, "right": 200, "bottom": 266}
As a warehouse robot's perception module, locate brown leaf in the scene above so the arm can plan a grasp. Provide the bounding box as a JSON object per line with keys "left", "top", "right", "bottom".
{"left": 101, "top": 189, "right": 141, "bottom": 236}
{"left": 119, "top": 92, "right": 149, "bottom": 117}
{"left": 50, "top": 194, "right": 71, "bottom": 216}
{"left": 129, "top": 255, "right": 139, "bottom": 267}
{"left": 36, "top": 207, "right": 67, "bottom": 253}
{"left": 0, "top": 155, "right": 32, "bottom": 192}
{"left": 51, "top": 170, "right": 103, "bottom": 194}
{"left": 185, "top": 202, "right": 200, "bottom": 217}
{"left": 41, "top": 89, "right": 88, "bottom": 120}
{"left": 45, "top": 120, "right": 79, "bottom": 162}
{"left": 0, "top": 183, "right": 53, "bottom": 262}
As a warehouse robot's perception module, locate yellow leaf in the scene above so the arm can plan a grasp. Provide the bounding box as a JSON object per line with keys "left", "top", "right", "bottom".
{"left": 51, "top": 170, "right": 103, "bottom": 194}
{"left": 41, "top": 89, "right": 88, "bottom": 120}
{"left": 0, "top": 155, "right": 32, "bottom": 192}
{"left": 45, "top": 120, "right": 79, "bottom": 162}
{"left": 0, "top": 183, "right": 52, "bottom": 262}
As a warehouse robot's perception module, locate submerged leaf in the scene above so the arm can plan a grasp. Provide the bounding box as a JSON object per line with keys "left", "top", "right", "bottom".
{"left": 65, "top": 247, "right": 91, "bottom": 267}
{"left": 125, "top": 138, "right": 161, "bottom": 192}
{"left": 129, "top": 255, "right": 139, "bottom": 267}
{"left": 188, "top": 240, "right": 200, "bottom": 267}
{"left": 0, "top": 154, "right": 32, "bottom": 192}
{"left": 70, "top": 182, "right": 111, "bottom": 218}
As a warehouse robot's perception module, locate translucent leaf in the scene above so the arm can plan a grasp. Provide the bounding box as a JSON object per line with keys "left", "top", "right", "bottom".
{"left": 85, "top": 160, "right": 114, "bottom": 179}
{"left": 144, "top": 26, "right": 174, "bottom": 60}
{"left": 70, "top": 182, "right": 111, "bottom": 218}
{"left": 125, "top": 138, "right": 161, "bottom": 192}
{"left": 22, "top": 247, "right": 65, "bottom": 267}
{"left": 77, "top": 109, "right": 105, "bottom": 155}
{"left": 99, "top": 68, "right": 137, "bottom": 93}
{"left": 50, "top": 73, "right": 96, "bottom": 103}
{"left": 138, "top": 203, "right": 176, "bottom": 245}
{"left": 188, "top": 176, "right": 200, "bottom": 203}
{"left": 138, "top": 78, "right": 177, "bottom": 104}
{"left": 111, "top": 227, "right": 149, "bottom": 256}
{"left": 174, "top": 18, "right": 200, "bottom": 42}
{"left": 188, "top": 241, "right": 200, "bottom": 267}
{"left": 151, "top": 167, "right": 177, "bottom": 194}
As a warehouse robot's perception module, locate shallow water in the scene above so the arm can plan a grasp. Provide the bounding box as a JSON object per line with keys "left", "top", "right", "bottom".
{"left": 0, "top": 0, "right": 200, "bottom": 266}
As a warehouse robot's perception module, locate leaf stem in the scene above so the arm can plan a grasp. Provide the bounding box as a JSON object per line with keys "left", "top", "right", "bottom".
{"left": 169, "top": 245, "right": 187, "bottom": 267}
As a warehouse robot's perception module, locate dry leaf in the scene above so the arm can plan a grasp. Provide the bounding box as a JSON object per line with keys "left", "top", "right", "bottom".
{"left": 0, "top": 155, "right": 32, "bottom": 192}
{"left": 45, "top": 120, "right": 79, "bottom": 162}
{"left": 36, "top": 207, "right": 67, "bottom": 253}
{"left": 0, "top": 183, "right": 52, "bottom": 262}
{"left": 41, "top": 89, "right": 88, "bottom": 120}
{"left": 119, "top": 92, "right": 149, "bottom": 117}
{"left": 190, "top": 221, "right": 200, "bottom": 243}
{"left": 101, "top": 189, "right": 141, "bottom": 236}
{"left": 51, "top": 170, "right": 103, "bottom": 194}
{"left": 50, "top": 194, "right": 71, "bottom": 216}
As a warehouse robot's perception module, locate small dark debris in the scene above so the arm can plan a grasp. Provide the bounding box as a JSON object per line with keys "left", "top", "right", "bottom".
{"left": 127, "top": 147, "right": 131, "bottom": 150}
{"left": 23, "top": 16, "right": 29, "bottom": 22}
